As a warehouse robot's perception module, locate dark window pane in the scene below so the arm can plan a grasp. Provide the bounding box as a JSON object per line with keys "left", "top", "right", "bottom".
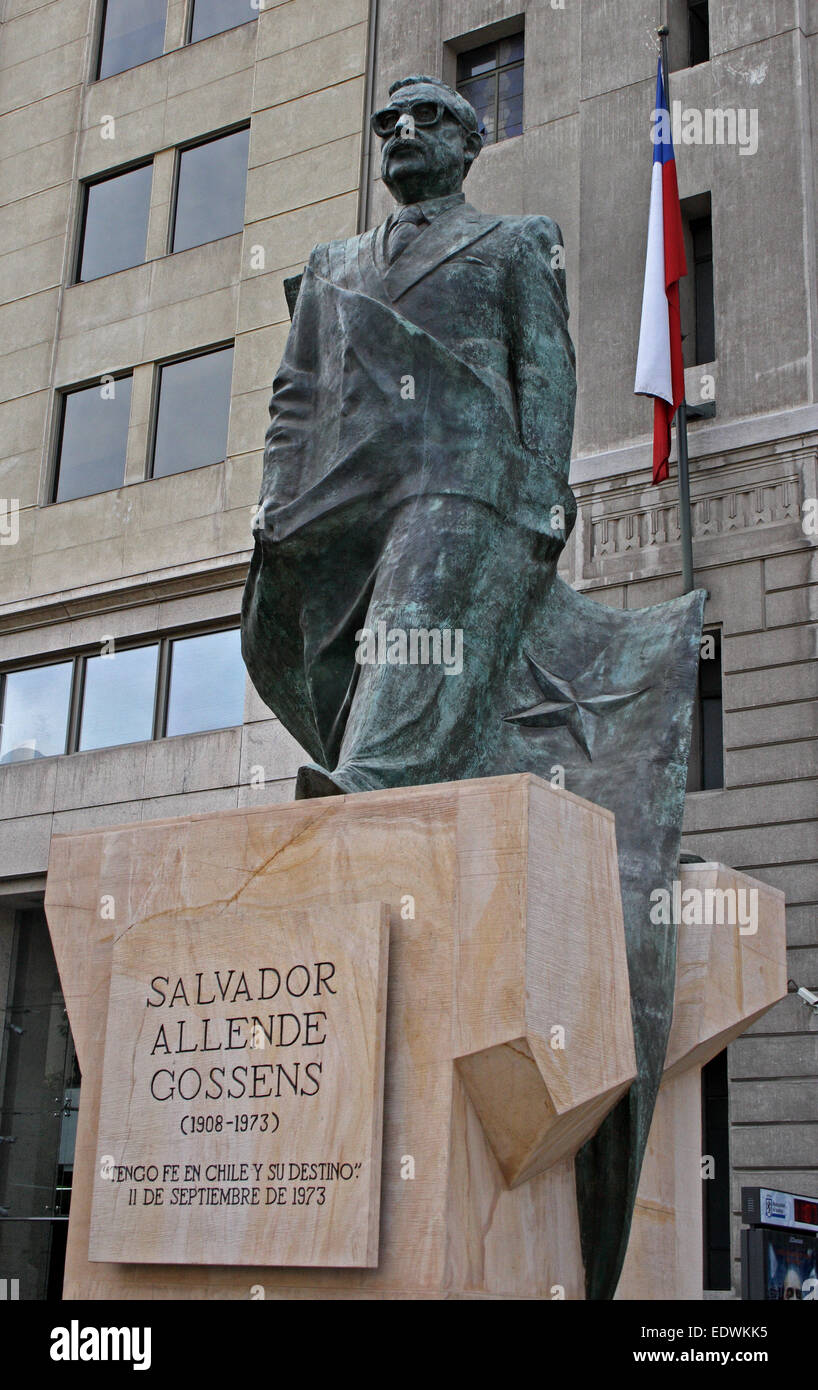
{"left": 459, "top": 74, "right": 496, "bottom": 144}
{"left": 699, "top": 631, "right": 721, "bottom": 698}
{"left": 457, "top": 43, "right": 498, "bottom": 81}
{"left": 702, "top": 1049, "right": 731, "bottom": 1289}
{"left": 172, "top": 128, "right": 250, "bottom": 253}
{"left": 165, "top": 629, "right": 244, "bottom": 736}
{"left": 0, "top": 911, "right": 79, "bottom": 1298}
{"left": 701, "top": 697, "right": 724, "bottom": 789}
{"left": 78, "top": 645, "right": 158, "bottom": 750}
{"left": 78, "top": 165, "right": 152, "bottom": 282}
{"left": 692, "top": 216, "right": 715, "bottom": 362}
{"left": 0, "top": 663, "right": 72, "bottom": 762}
{"left": 686, "top": 629, "right": 723, "bottom": 792}
{"left": 97, "top": 0, "right": 166, "bottom": 79}
{"left": 499, "top": 33, "right": 524, "bottom": 66}
{"left": 700, "top": 629, "right": 723, "bottom": 789}
{"left": 692, "top": 215, "right": 712, "bottom": 261}
{"left": 54, "top": 377, "right": 132, "bottom": 503}
{"left": 499, "top": 64, "right": 524, "bottom": 102}
{"left": 498, "top": 66, "right": 524, "bottom": 139}
{"left": 152, "top": 347, "right": 233, "bottom": 479}
{"left": 190, "top": 0, "right": 257, "bottom": 42}
{"left": 689, "top": 1, "right": 710, "bottom": 66}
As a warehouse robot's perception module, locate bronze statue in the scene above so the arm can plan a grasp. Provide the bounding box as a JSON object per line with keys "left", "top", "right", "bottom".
{"left": 244, "top": 75, "right": 576, "bottom": 798}
{"left": 242, "top": 74, "right": 705, "bottom": 1299}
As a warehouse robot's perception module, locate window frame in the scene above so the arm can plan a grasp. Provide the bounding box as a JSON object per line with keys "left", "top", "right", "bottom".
{"left": 72, "top": 158, "right": 155, "bottom": 287}
{"left": 0, "top": 909, "right": 79, "bottom": 1299}
{"left": 688, "top": 0, "right": 710, "bottom": 68}
{"left": 94, "top": 0, "right": 168, "bottom": 83}
{"left": 687, "top": 626, "right": 724, "bottom": 793}
{"left": 161, "top": 626, "right": 246, "bottom": 739}
{"left": 184, "top": 0, "right": 258, "bottom": 47}
{"left": 0, "top": 656, "right": 76, "bottom": 763}
{"left": 701, "top": 1047, "right": 731, "bottom": 1290}
{"left": 691, "top": 214, "right": 715, "bottom": 365}
{"left": 146, "top": 340, "right": 235, "bottom": 482}
{"left": 76, "top": 640, "right": 163, "bottom": 754}
{"left": 50, "top": 370, "right": 135, "bottom": 505}
{"left": 0, "top": 621, "right": 244, "bottom": 763}
{"left": 455, "top": 29, "right": 525, "bottom": 147}
{"left": 167, "top": 122, "right": 251, "bottom": 257}
{"left": 680, "top": 193, "right": 715, "bottom": 370}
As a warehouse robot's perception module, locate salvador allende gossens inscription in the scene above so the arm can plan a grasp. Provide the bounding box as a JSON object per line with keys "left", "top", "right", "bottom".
{"left": 89, "top": 905, "right": 389, "bottom": 1267}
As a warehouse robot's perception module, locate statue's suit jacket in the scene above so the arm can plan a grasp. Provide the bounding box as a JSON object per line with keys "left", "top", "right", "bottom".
{"left": 247, "top": 197, "right": 578, "bottom": 763}
{"left": 281, "top": 200, "right": 576, "bottom": 490}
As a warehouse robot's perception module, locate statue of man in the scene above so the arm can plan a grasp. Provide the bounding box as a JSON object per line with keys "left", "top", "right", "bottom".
{"left": 243, "top": 74, "right": 705, "bottom": 1302}
{"left": 242, "top": 73, "right": 577, "bottom": 799}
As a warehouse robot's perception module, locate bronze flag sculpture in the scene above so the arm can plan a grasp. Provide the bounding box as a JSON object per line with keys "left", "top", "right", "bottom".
{"left": 242, "top": 74, "right": 705, "bottom": 1299}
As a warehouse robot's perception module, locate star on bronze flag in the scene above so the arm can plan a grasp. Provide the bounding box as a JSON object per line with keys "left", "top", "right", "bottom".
{"left": 503, "top": 650, "right": 650, "bottom": 760}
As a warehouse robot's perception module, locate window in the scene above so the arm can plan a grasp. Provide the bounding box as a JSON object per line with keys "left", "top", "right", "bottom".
{"left": 0, "top": 910, "right": 79, "bottom": 1299}
{"left": 691, "top": 216, "right": 715, "bottom": 364}
{"left": 76, "top": 164, "right": 153, "bottom": 282}
{"left": 96, "top": 0, "right": 166, "bottom": 80}
{"left": 189, "top": 0, "right": 257, "bottom": 43}
{"left": 687, "top": 628, "right": 724, "bottom": 791}
{"left": 0, "top": 662, "right": 73, "bottom": 762}
{"left": 151, "top": 346, "right": 234, "bottom": 479}
{"left": 681, "top": 195, "right": 715, "bottom": 367}
{"left": 171, "top": 127, "right": 250, "bottom": 253}
{"left": 165, "top": 629, "right": 245, "bottom": 736}
{"left": 456, "top": 32, "right": 524, "bottom": 145}
{"left": 78, "top": 645, "right": 159, "bottom": 751}
{"left": 52, "top": 376, "right": 132, "bottom": 503}
{"left": 689, "top": 1, "right": 710, "bottom": 67}
{"left": 667, "top": 1, "right": 709, "bottom": 70}
{"left": 702, "top": 1049, "right": 731, "bottom": 1290}
{"left": 699, "top": 627, "right": 724, "bottom": 788}
{"left": 0, "top": 628, "right": 243, "bottom": 762}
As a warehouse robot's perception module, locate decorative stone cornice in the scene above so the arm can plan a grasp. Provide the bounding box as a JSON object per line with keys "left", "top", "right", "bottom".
{"left": 0, "top": 553, "right": 251, "bottom": 639}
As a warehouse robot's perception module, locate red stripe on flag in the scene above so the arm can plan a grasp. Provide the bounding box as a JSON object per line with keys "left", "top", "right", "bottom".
{"left": 653, "top": 397, "right": 672, "bottom": 483}
{"left": 662, "top": 157, "right": 687, "bottom": 288}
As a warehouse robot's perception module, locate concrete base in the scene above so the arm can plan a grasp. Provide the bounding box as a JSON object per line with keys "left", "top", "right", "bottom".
{"left": 44, "top": 775, "right": 786, "bottom": 1299}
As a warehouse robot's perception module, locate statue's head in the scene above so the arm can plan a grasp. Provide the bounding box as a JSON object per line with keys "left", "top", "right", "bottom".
{"left": 372, "top": 75, "right": 484, "bottom": 205}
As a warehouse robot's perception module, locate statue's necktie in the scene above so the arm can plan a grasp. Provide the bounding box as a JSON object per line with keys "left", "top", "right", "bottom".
{"left": 386, "top": 204, "right": 427, "bottom": 264}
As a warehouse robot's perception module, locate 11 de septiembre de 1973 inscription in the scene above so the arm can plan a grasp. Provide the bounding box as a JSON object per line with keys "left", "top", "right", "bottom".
{"left": 89, "top": 905, "right": 389, "bottom": 1268}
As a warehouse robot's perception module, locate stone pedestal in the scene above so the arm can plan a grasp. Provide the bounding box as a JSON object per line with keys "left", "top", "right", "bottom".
{"left": 44, "top": 775, "right": 786, "bottom": 1299}
{"left": 618, "top": 862, "right": 787, "bottom": 1299}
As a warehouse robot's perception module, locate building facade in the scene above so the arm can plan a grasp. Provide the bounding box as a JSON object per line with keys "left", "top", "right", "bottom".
{"left": 0, "top": 0, "right": 815, "bottom": 1298}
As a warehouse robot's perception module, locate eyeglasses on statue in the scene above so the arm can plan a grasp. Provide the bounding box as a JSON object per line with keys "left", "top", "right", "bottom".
{"left": 370, "top": 99, "right": 475, "bottom": 138}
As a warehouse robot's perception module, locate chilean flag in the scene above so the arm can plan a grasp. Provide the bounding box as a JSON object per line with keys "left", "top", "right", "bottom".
{"left": 634, "top": 60, "right": 687, "bottom": 484}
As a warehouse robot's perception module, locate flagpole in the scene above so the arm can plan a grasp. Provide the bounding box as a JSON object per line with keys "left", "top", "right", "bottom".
{"left": 658, "top": 24, "right": 695, "bottom": 594}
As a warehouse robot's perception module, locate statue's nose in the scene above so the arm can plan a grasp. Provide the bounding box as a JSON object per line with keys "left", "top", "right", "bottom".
{"left": 396, "top": 112, "right": 416, "bottom": 140}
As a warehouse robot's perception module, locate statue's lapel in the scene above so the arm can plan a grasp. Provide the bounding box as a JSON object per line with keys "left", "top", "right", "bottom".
{"left": 344, "top": 229, "right": 376, "bottom": 293}
{"left": 355, "top": 226, "right": 390, "bottom": 300}
{"left": 378, "top": 204, "right": 501, "bottom": 302}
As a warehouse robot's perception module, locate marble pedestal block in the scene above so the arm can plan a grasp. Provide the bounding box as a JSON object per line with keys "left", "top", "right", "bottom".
{"left": 44, "top": 775, "right": 786, "bottom": 1300}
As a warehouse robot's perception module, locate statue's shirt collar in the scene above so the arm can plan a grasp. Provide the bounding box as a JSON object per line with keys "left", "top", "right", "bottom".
{"left": 408, "top": 191, "right": 466, "bottom": 222}
{"left": 363, "top": 195, "right": 499, "bottom": 302}
{"left": 385, "top": 193, "right": 466, "bottom": 233}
